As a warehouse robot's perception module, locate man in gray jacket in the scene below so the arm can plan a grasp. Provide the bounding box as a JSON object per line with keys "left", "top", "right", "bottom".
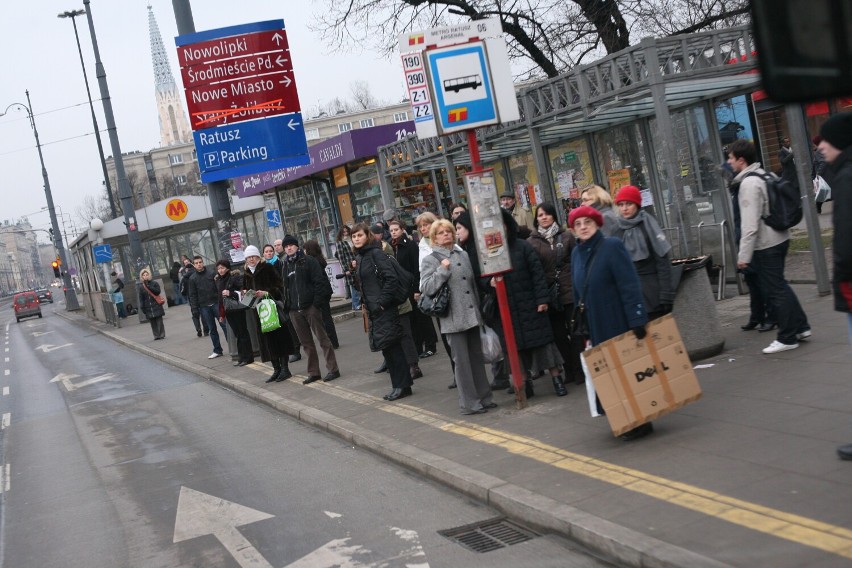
{"left": 728, "top": 139, "right": 811, "bottom": 354}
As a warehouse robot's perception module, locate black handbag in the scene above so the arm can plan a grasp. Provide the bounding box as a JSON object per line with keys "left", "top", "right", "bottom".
{"left": 480, "top": 292, "right": 497, "bottom": 325}
{"left": 222, "top": 295, "right": 246, "bottom": 313}
{"left": 570, "top": 240, "right": 601, "bottom": 338}
{"left": 418, "top": 283, "right": 450, "bottom": 317}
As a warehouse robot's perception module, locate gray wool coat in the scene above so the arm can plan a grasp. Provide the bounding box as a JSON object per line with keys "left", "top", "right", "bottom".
{"left": 419, "top": 245, "right": 482, "bottom": 334}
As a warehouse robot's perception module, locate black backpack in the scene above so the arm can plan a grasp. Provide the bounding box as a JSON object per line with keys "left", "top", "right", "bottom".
{"left": 375, "top": 250, "right": 415, "bottom": 306}
{"left": 746, "top": 171, "right": 803, "bottom": 231}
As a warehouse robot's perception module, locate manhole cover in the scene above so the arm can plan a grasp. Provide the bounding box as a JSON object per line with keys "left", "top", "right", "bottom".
{"left": 438, "top": 517, "right": 538, "bottom": 553}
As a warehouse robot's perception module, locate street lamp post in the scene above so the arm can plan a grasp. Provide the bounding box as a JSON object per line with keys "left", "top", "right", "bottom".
{"left": 0, "top": 92, "right": 80, "bottom": 310}
{"left": 57, "top": 8, "right": 118, "bottom": 220}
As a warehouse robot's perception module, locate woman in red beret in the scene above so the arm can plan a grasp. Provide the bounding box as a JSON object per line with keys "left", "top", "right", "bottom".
{"left": 612, "top": 185, "right": 675, "bottom": 320}
{"left": 569, "top": 206, "right": 652, "bottom": 440}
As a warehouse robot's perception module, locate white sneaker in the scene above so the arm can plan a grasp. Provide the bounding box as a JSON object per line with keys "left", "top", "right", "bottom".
{"left": 207, "top": 352, "right": 222, "bottom": 359}
{"left": 796, "top": 329, "right": 812, "bottom": 341}
{"left": 762, "top": 340, "right": 799, "bottom": 354}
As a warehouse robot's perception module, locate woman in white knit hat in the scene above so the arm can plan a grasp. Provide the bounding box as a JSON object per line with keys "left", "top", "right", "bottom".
{"left": 242, "top": 245, "right": 296, "bottom": 383}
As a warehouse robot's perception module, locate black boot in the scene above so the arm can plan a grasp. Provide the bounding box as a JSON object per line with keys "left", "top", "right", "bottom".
{"left": 410, "top": 365, "right": 423, "bottom": 379}
{"left": 275, "top": 358, "right": 292, "bottom": 381}
{"left": 552, "top": 375, "right": 568, "bottom": 397}
{"left": 525, "top": 379, "right": 535, "bottom": 399}
{"left": 266, "top": 362, "right": 281, "bottom": 383}
{"left": 374, "top": 359, "right": 388, "bottom": 373}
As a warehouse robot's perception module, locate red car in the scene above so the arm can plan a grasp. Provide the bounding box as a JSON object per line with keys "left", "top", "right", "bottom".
{"left": 13, "top": 291, "right": 42, "bottom": 322}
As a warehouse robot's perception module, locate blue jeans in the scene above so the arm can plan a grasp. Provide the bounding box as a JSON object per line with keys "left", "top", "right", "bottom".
{"left": 350, "top": 286, "right": 362, "bottom": 310}
{"left": 173, "top": 288, "right": 187, "bottom": 305}
{"left": 750, "top": 241, "right": 809, "bottom": 345}
{"left": 198, "top": 304, "right": 223, "bottom": 354}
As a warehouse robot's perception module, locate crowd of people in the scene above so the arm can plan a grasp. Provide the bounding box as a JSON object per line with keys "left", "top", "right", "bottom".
{"left": 134, "top": 121, "right": 852, "bottom": 449}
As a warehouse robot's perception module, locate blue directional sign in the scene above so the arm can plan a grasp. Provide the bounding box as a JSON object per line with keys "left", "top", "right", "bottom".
{"left": 93, "top": 244, "right": 113, "bottom": 264}
{"left": 193, "top": 113, "right": 309, "bottom": 183}
{"left": 266, "top": 209, "right": 282, "bottom": 228}
{"left": 426, "top": 42, "right": 497, "bottom": 134}
{"left": 176, "top": 19, "right": 310, "bottom": 183}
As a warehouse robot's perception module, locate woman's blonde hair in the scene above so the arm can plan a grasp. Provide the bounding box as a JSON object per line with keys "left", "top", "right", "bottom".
{"left": 581, "top": 184, "right": 613, "bottom": 207}
{"left": 415, "top": 211, "right": 438, "bottom": 228}
{"left": 429, "top": 218, "right": 456, "bottom": 244}
{"left": 139, "top": 268, "right": 151, "bottom": 278}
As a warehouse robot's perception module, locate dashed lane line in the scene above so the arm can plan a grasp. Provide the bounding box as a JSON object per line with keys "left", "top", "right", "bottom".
{"left": 1, "top": 413, "right": 8, "bottom": 429}
{"left": 305, "top": 381, "right": 852, "bottom": 560}
{"left": 2, "top": 386, "right": 8, "bottom": 396}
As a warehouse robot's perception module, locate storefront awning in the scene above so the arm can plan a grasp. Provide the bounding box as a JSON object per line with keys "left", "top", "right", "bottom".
{"left": 233, "top": 121, "right": 415, "bottom": 198}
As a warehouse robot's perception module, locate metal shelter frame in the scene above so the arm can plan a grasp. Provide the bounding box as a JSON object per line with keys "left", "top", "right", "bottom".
{"left": 378, "top": 25, "right": 761, "bottom": 259}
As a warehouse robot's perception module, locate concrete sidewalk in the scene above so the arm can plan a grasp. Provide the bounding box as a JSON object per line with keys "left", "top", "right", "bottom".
{"left": 59, "top": 287, "right": 852, "bottom": 568}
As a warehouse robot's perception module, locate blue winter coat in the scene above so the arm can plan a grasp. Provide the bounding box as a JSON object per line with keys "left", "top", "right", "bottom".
{"left": 571, "top": 230, "right": 647, "bottom": 346}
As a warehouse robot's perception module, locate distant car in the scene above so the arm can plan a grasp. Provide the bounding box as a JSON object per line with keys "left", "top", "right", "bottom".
{"left": 36, "top": 288, "right": 53, "bottom": 304}
{"left": 13, "top": 291, "right": 42, "bottom": 322}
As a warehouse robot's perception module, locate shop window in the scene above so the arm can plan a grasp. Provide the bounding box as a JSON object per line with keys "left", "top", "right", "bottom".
{"left": 393, "top": 112, "right": 409, "bottom": 123}
{"left": 547, "top": 139, "right": 595, "bottom": 216}
{"left": 359, "top": 118, "right": 374, "bottom": 128}
{"left": 507, "top": 153, "right": 540, "bottom": 211}
{"left": 305, "top": 128, "right": 320, "bottom": 140}
{"left": 593, "top": 124, "right": 651, "bottom": 197}
{"left": 278, "top": 181, "right": 326, "bottom": 247}
{"left": 391, "top": 172, "right": 436, "bottom": 226}
{"left": 348, "top": 161, "right": 383, "bottom": 224}
{"left": 338, "top": 122, "right": 353, "bottom": 133}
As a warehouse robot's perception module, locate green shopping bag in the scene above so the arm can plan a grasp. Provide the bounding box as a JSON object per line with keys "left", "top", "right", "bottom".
{"left": 256, "top": 297, "right": 282, "bottom": 333}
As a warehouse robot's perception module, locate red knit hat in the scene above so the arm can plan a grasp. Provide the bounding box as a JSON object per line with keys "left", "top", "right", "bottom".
{"left": 568, "top": 205, "right": 604, "bottom": 228}
{"left": 615, "top": 185, "right": 642, "bottom": 207}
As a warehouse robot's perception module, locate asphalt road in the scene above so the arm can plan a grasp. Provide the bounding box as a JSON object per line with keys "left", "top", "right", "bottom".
{"left": 0, "top": 302, "right": 610, "bottom": 567}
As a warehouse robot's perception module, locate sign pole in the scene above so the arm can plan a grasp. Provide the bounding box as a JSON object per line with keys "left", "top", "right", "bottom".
{"left": 465, "top": 130, "right": 527, "bottom": 408}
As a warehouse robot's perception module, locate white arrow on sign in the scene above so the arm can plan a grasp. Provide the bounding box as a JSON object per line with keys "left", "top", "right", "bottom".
{"left": 275, "top": 55, "right": 288, "bottom": 67}
{"left": 50, "top": 372, "right": 115, "bottom": 392}
{"left": 272, "top": 32, "right": 283, "bottom": 45}
{"left": 35, "top": 343, "right": 73, "bottom": 353}
{"left": 173, "top": 487, "right": 275, "bottom": 568}
{"left": 287, "top": 118, "right": 300, "bottom": 131}
{"left": 279, "top": 76, "right": 292, "bottom": 88}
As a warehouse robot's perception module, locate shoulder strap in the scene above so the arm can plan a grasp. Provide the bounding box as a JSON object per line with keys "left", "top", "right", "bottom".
{"left": 577, "top": 240, "right": 603, "bottom": 304}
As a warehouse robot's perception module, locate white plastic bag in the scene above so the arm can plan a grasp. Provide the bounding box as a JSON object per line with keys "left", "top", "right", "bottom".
{"left": 480, "top": 325, "right": 503, "bottom": 364}
{"left": 580, "top": 342, "right": 602, "bottom": 417}
{"left": 814, "top": 175, "right": 831, "bottom": 203}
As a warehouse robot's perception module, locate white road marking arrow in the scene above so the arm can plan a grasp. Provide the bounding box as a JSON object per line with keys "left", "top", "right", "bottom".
{"left": 324, "top": 511, "right": 342, "bottom": 519}
{"left": 272, "top": 32, "right": 283, "bottom": 45}
{"left": 50, "top": 372, "right": 114, "bottom": 392}
{"left": 35, "top": 343, "right": 73, "bottom": 353}
{"left": 279, "top": 75, "right": 292, "bottom": 88}
{"left": 173, "top": 487, "right": 275, "bottom": 568}
{"left": 287, "top": 118, "right": 300, "bottom": 131}
{"left": 49, "top": 373, "right": 80, "bottom": 391}
{"left": 31, "top": 331, "right": 53, "bottom": 337}
{"left": 283, "top": 538, "right": 372, "bottom": 568}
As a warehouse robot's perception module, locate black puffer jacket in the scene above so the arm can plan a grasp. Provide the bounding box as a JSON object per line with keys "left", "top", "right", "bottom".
{"left": 391, "top": 235, "right": 420, "bottom": 294}
{"left": 830, "top": 147, "right": 852, "bottom": 313}
{"left": 188, "top": 266, "right": 219, "bottom": 309}
{"left": 499, "top": 211, "right": 554, "bottom": 350}
{"left": 355, "top": 241, "right": 402, "bottom": 351}
{"left": 140, "top": 280, "right": 165, "bottom": 320}
{"left": 528, "top": 228, "right": 576, "bottom": 305}
{"left": 282, "top": 251, "right": 332, "bottom": 311}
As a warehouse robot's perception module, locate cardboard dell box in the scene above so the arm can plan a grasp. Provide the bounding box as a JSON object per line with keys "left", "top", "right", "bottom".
{"left": 582, "top": 315, "right": 702, "bottom": 436}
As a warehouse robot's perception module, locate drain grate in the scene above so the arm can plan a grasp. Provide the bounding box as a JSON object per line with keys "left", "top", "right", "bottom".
{"left": 439, "top": 517, "right": 538, "bottom": 553}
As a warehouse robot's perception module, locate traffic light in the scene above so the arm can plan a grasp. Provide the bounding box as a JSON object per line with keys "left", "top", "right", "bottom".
{"left": 51, "top": 261, "right": 60, "bottom": 278}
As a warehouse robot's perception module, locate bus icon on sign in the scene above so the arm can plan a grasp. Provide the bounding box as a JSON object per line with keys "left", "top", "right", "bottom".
{"left": 443, "top": 75, "right": 482, "bottom": 93}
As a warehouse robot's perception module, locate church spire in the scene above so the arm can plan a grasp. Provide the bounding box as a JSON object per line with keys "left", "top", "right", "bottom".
{"left": 148, "top": 5, "right": 191, "bottom": 146}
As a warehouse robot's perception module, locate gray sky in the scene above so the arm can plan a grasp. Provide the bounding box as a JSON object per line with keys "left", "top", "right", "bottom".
{"left": 0, "top": 0, "right": 406, "bottom": 242}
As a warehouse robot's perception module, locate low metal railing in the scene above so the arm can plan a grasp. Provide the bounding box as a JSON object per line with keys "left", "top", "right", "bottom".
{"left": 100, "top": 293, "right": 120, "bottom": 328}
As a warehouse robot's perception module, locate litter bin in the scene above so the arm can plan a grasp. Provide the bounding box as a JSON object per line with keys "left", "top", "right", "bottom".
{"left": 671, "top": 255, "right": 725, "bottom": 360}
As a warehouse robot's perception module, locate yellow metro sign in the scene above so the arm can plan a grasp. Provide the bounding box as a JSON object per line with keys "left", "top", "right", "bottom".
{"left": 166, "top": 198, "right": 189, "bottom": 221}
